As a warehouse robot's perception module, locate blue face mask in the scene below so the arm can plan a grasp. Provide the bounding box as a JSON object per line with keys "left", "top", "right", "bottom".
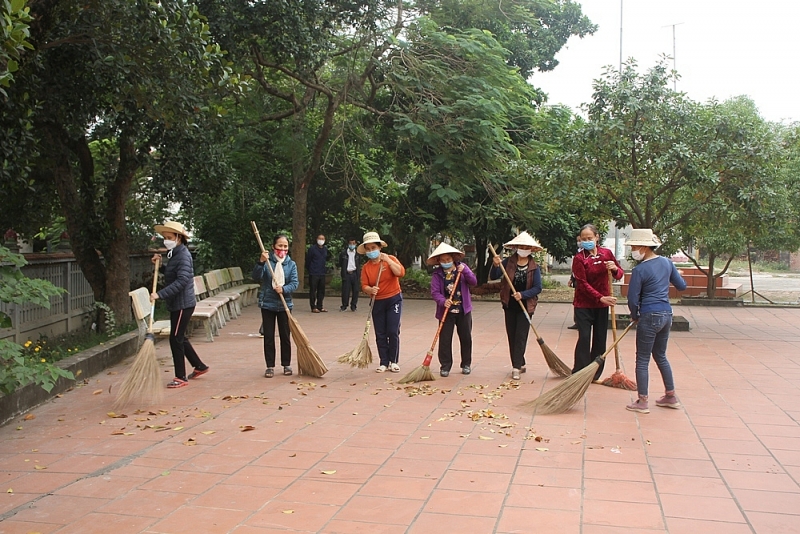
{"left": 439, "top": 262, "right": 453, "bottom": 270}
{"left": 580, "top": 241, "right": 596, "bottom": 251}
{"left": 348, "top": 244, "right": 356, "bottom": 250}
{"left": 366, "top": 249, "right": 380, "bottom": 260}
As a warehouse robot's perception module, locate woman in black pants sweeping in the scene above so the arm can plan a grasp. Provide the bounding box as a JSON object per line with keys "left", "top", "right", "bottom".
{"left": 150, "top": 221, "right": 209, "bottom": 389}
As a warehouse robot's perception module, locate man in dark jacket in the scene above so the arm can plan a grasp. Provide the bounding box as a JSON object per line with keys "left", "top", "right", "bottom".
{"left": 306, "top": 234, "right": 331, "bottom": 312}
{"left": 338, "top": 237, "right": 361, "bottom": 311}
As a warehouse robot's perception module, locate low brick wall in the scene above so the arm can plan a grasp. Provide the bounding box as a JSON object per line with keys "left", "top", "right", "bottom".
{"left": 0, "top": 331, "right": 139, "bottom": 426}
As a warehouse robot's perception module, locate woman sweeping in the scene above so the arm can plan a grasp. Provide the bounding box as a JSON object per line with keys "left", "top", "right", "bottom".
{"left": 489, "top": 232, "right": 543, "bottom": 381}
{"left": 571, "top": 223, "right": 624, "bottom": 382}
{"left": 252, "top": 234, "right": 299, "bottom": 378}
{"left": 359, "top": 232, "right": 405, "bottom": 373}
{"left": 150, "top": 221, "right": 209, "bottom": 389}
{"left": 625, "top": 229, "right": 687, "bottom": 413}
{"left": 428, "top": 243, "right": 478, "bottom": 377}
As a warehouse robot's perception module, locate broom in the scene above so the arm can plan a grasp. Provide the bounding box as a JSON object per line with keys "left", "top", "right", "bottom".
{"left": 488, "top": 244, "right": 572, "bottom": 377}
{"left": 397, "top": 270, "right": 462, "bottom": 384}
{"left": 114, "top": 257, "right": 164, "bottom": 409}
{"left": 337, "top": 262, "right": 384, "bottom": 368}
{"left": 251, "top": 221, "right": 328, "bottom": 378}
{"left": 601, "top": 270, "right": 636, "bottom": 390}
{"left": 523, "top": 323, "right": 635, "bottom": 414}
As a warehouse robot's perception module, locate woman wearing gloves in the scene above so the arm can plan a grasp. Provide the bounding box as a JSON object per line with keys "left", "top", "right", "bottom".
{"left": 625, "top": 229, "right": 687, "bottom": 413}
{"left": 150, "top": 221, "right": 209, "bottom": 389}
{"left": 571, "top": 223, "right": 624, "bottom": 382}
{"left": 252, "top": 234, "right": 299, "bottom": 378}
{"left": 428, "top": 243, "right": 478, "bottom": 377}
{"left": 489, "top": 231, "right": 543, "bottom": 381}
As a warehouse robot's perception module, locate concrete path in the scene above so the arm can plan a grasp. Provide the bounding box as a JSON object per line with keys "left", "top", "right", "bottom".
{"left": 1, "top": 300, "right": 799, "bottom": 533}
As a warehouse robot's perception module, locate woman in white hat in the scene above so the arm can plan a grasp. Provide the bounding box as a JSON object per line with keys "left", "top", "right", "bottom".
{"left": 624, "top": 228, "right": 687, "bottom": 414}
{"left": 571, "top": 223, "right": 624, "bottom": 381}
{"left": 252, "top": 234, "right": 299, "bottom": 378}
{"left": 358, "top": 231, "right": 406, "bottom": 372}
{"left": 489, "top": 231, "right": 543, "bottom": 380}
{"left": 150, "top": 221, "right": 209, "bottom": 388}
{"left": 428, "top": 243, "right": 478, "bottom": 376}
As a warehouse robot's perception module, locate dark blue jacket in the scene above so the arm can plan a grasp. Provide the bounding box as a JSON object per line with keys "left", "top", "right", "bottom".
{"left": 157, "top": 244, "right": 196, "bottom": 312}
{"left": 338, "top": 247, "right": 361, "bottom": 276}
{"left": 306, "top": 244, "right": 330, "bottom": 276}
{"left": 252, "top": 253, "right": 299, "bottom": 312}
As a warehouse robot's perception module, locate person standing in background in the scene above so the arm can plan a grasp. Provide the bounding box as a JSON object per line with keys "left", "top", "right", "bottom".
{"left": 306, "top": 234, "right": 331, "bottom": 313}
{"left": 339, "top": 237, "right": 361, "bottom": 312}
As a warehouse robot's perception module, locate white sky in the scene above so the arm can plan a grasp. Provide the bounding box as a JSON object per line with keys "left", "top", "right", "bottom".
{"left": 533, "top": 0, "right": 800, "bottom": 123}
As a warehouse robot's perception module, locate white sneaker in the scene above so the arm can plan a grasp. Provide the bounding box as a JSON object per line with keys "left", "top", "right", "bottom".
{"left": 511, "top": 368, "right": 521, "bottom": 380}
{"left": 376, "top": 365, "right": 387, "bottom": 373}
{"left": 389, "top": 363, "right": 400, "bottom": 373}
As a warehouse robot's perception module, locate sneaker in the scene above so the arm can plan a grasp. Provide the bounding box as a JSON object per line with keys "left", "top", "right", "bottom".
{"left": 340, "top": 307, "right": 347, "bottom": 312}
{"left": 440, "top": 369, "right": 450, "bottom": 377}
{"left": 567, "top": 324, "right": 579, "bottom": 330}
{"left": 461, "top": 366, "right": 471, "bottom": 375}
{"left": 167, "top": 378, "right": 188, "bottom": 389}
{"left": 188, "top": 367, "right": 209, "bottom": 379}
{"left": 511, "top": 369, "right": 521, "bottom": 380}
{"left": 389, "top": 362, "right": 400, "bottom": 373}
{"left": 351, "top": 307, "right": 357, "bottom": 312}
{"left": 655, "top": 394, "right": 681, "bottom": 409}
{"left": 376, "top": 365, "right": 387, "bottom": 373}
{"left": 626, "top": 397, "right": 650, "bottom": 414}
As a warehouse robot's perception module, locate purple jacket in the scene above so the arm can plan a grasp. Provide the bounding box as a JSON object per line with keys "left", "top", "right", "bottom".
{"left": 430, "top": 263, "right": 478, "bottom": 320}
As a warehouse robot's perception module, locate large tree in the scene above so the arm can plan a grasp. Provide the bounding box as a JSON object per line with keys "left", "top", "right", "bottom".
{"left": 0, "top": 0, "right": 228, "bottom": 321}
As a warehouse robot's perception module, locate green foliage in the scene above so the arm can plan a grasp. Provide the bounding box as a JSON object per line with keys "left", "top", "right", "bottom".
{"left": 0, "top": 0, "right": 33, "bottom": 96}
{"left": 401, "top": 267, "right": 432, "bottom": 292}
{"left": 0, "top": 246, "right": 64, "bottom": 328}
{"left": 0, "top": 339, "right": 74, "bottom": 394}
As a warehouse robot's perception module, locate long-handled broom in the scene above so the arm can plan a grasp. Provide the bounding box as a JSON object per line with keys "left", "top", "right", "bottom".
{"left": 251, "top": 221, "right": 328, "bottom": 378}
{"left": 488, "top": 244, "right": 571, "bottom": 377}
{"left": 601, "top": 270, "right": 636, "bottom": 390}
{"left": 337, "top": 263, "right": 384, "bottom": 368}
{"left": 397, "top": 270, "right": 462, "bottom": 384}
{"left": 114, "top": 257, "right": 164, "bottom": 409}
{"left": 523, "top": 322, "right": 635, "bottom": 414}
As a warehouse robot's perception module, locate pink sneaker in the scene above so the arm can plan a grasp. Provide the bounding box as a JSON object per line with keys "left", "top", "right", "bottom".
{"left": 626, "top": 396, "right": 649, "bottom": 413}
{"left": 655, "top": 394, "right": 681, "bottom": 409}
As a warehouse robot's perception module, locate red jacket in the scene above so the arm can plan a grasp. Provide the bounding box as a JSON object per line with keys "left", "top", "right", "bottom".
{"left": 571, "top": 247, "right": 623, "bottom": 309}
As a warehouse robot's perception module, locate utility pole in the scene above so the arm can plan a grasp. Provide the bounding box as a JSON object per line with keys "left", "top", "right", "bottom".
{"left": 663, "top": 22, "right": 684, "bottom": 90}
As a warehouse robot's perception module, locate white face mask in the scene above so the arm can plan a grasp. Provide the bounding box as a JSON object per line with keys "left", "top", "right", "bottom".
{"left": 163, "top": 239, "right": 177, "bottom": 250}
{"left": 631, "top": 249, "right": 645, "bottom": 261}
{"left": 317, "top": 240, "right": 325, "bottom": 246}
{"left": 516, "top": 249, "right": 531, "bottom": 258}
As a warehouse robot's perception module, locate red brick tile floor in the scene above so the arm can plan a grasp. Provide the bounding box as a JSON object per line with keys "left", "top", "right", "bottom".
{"left": 1, "top": 299, "right": 799, "bottom": 533}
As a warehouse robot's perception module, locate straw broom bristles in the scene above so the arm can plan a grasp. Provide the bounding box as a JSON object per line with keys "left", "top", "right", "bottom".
{"left": 115, "top": 259, "right": 164, "bottom": 409}
{"left": 601, "top": 271, "right": 637, "bottom": 390}
{"left": 488, "top": 244, "right": 571, "bottom": 378}
{"left": 338, "top": 264, "right": 384, "bottom": 368}
{"left": 523, "top": 323, "right": 635, "bottom": 414}
{"left": 251, "top": 221, "right": 327, "bottom": 378}
{"left": 398, "top": 270, "right": 462, "bottom": 384}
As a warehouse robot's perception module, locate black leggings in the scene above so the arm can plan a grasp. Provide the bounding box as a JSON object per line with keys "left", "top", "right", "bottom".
{"left": 169, "top": 307, "right": 205, "bottom": 379}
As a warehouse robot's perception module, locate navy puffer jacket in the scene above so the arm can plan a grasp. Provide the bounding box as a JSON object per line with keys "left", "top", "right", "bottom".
{"left": 157, "top": 244, "right": 196, "bottom": 312}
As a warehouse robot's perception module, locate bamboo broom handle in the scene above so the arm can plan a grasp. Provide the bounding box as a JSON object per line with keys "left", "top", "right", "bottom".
{"left": 488, "top": 244, "right": 541, "bottom": 335}
{"left": 422, "top": 270, "right": 462, "bottom": 366}
{"left": 148, "top": 256, "right": 160, "bottom": 334}
{"left": 608, "top": 270, "right": 620, "bottom": 368}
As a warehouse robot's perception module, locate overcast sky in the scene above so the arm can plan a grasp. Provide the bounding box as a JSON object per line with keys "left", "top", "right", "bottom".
{"left": 533, "top": 0, "right": 800, "bottom": 123}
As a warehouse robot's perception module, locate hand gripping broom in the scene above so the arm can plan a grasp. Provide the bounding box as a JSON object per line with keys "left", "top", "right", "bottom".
{"left": 397, "top": 270, "right": 462, "bottom": 384}
{"left": 523, "top": 322, "right": 635, "bottom": 414}
{"left": 601, "top": 270, "right": 636, "bottom": 390}
{"left": 114, "top": 257, "right": 164, "bottom": 409}
{"left": 337, "top": 262, "right": 384, "bottom": 368}
{"left": 488, "top": 244, "right": 571, "bottom": 377}
{"left": 251, "top": 221, "right": 328, "bottom": 378}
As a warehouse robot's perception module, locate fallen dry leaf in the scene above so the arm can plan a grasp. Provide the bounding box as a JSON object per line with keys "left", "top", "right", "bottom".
{"left": 201, "top": 431, "right": 215, "bottom": 435}
{"left": 172, "top": 427, "right": 184, "bottom": 431}
{"left": 183, "top": 439, "right": 196, "bottom": 446}
{"left": 275, "top": 420, "right": 283, "bottom": 423}
{"left": 282, "top": 510, "right": 294, "bottom": 514}
{"left": 289, "top": 453, "right": 297, "bottom": 457}
{"left": 535, "top": 447, "right": 549, "bottom": 452}
{"left": 75, "top": 369, "right": 82, "bottom": 376}
{"left": 6, "top": 488, "right": 11, "bottom": 493}
{"left": 34, "top": 465, "right": 46, "bottom": 470}
{"left": 499, "top": 444, "right": 509, "bottom": 448}
{"left": 479, "top": 436, "right": 494, "bottom": 440}
{"left": 240, "top": 425, "right": 255, "bottom": 432}
{"left": 23, "top": 414, "right": 35, "bottom": 421}
{"left": 92, "top": 389, "right": 103, "bottom": 395}
{"left": 320, "top": 470, "right": 336, "bottom": 475}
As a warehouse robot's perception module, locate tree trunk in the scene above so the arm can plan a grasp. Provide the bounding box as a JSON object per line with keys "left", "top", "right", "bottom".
{"left": 475, "top": 234, "right": 488, "bottom": 283}
{"left": 706, "top": 253, "right": 717, "bottom": 298}
{"left": 292, "top": 177, "right": 309, "bottom": 291}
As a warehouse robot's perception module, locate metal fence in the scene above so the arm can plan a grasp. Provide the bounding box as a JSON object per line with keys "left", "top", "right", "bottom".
{"left": 0, "top": 252, "right": 157, "bottom": 343}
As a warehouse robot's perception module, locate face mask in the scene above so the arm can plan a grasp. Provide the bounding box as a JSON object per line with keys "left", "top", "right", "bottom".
{"left": 163, "top": 239, "right": 177, "bottom": 250}
{"left": 317, "top": 240, "right": 325, "bottom": 246}
{"left": 516, "top": 249, "right": 531, "bottom": 258}
{"left": 440, "top": 262, "right": 454, "bottom": 270}
{"left": 580, "top": 241, "right": 596, "bottom": 251}
{"left": 631, "top": 249, "right": 645, "bottom": 261}
{"left": 348, "top": 244, "right": 356, "bottom": 250}
{"left": 274, "top": 249, "right": 287, "bottom": 259}
{"left": 366, "top": 250, "right": 380, "bottom": 260}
